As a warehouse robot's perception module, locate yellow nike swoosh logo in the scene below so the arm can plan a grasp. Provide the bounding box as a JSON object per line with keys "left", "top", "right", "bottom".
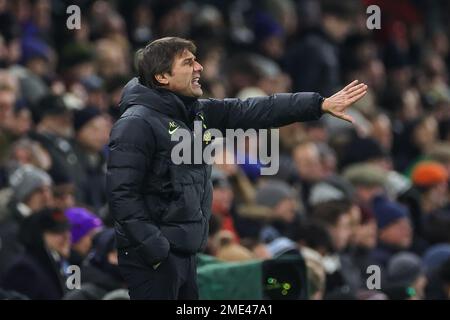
{"left": 168, "top": 127, "right": 179, "bottom": 134}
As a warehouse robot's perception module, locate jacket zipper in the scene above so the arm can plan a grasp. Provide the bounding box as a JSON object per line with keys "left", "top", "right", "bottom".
{"left": 199, "top": 165, "right": 209, "bottom": 249}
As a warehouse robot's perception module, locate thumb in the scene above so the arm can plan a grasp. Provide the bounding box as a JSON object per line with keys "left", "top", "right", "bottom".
{"left": 335, "top": 112, "right": 354, "bottom": 123}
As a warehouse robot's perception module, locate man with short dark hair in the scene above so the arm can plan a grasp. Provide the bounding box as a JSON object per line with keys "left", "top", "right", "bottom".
{"left": 107, "top": 37, "right": 367, "bottom": 299}
{"left": 311, "top": 199, "right": 363, "bottom": 296}
{"left": 29, "top": 94, "right": 82, "bottom": 198}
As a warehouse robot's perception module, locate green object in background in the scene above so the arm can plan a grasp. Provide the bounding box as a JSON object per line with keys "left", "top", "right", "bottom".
{"left": 196, "top": 254, "right": 308, "bottom": 300}
{"left": 196, "top": 253, "right": 222, "bottom": 268}
{"left": 197, "top": 254, "right": 263, "bottom": 300}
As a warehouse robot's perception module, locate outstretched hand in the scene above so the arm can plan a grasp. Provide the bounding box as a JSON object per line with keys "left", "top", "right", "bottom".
{"left": 321, "top": 80, "right": 368, "bottom": 123}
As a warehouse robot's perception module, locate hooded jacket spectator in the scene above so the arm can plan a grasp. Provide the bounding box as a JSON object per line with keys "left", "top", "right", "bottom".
{"left": 63, "top": 228, "right": 127, "bottom": 300}
{"left": 370, "top": 195, "right": 413, "bottom": 268}
{"left": 0, "top": 165, "right": 53, "bottom": 278}
{"left": 423, "top": 244, "right": 450, "bottom": 299}
{"left": 1, "top": 208, "right": 71, "bottom": 299}
{"left": 72, "top": 107, "right": 109, "bottom": 211}
{"left": 29, "top": 94, "right": 86, "bottom": 204}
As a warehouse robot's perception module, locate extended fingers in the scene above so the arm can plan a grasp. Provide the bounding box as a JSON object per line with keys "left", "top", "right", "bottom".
{"left": 346, "top": 83, "right": 367, "bottom": 96}
{"left": 347, "top": 84, "right": 367, "bottom": 98}
{"left": 343, "top": 80, "right": 359, "bottom": 92}
{"left": 349, "top": 89, "right": 368, "bottom": 103}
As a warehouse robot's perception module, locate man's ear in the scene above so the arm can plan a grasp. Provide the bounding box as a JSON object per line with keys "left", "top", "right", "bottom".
{"left": 155, "top": 73, "right": 169, "bottom": 85}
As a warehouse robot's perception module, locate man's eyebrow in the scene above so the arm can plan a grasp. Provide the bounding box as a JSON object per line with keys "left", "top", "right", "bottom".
{"left": 183, "top": 56, "right": 196, "bottom": 62}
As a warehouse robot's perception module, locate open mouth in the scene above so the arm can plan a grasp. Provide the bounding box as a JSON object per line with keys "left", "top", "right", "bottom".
{"left": 192, "top": 77, "right": 201, "bottom": 86}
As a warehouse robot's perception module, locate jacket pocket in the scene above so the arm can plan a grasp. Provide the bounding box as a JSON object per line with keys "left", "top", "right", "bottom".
{"left": 161, "top": 183, "right": 202, "bottom": 222}
{"left": 157, "top": 163, "right": 203, "bottom": 223}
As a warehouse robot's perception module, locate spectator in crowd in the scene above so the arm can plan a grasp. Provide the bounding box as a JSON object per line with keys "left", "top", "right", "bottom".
{"left": 0, "top": 165, "right": 53, "bottom": 278}
{"left": 370, "top": 195, "right": 413, "bottom": 269}
{"left": 292, "top": 141, "right": 326, "bottom": 206}
{"left": 5, "top": 138, "right": 51, "bottom": 174}
{"left": 64, "top": 228, "right": 127, "bottom": 300}
{"left": 423, "top": 244, "right": 450, "bottom": 299}
{"left": 211, "top": 168, "right": 239, "bottom": 242}
{"left": 1, "top": 208, "right": 71, "bottom": 299}
{"left": 368, "top": 113, "right": 393, "bottom": 153}
{"left": 255, "top": 180, "right": 301, "bottom": 243}
{"left": 65, "top": 207, "right": 103, "bottom": 266}
{"left": 312, "top": 200, "right": 353, "bottom": 253}
{"left": 439, "top": 258, "right": 450, "bottom": 300}
{"left": 81, "top": 75, "right": 108, "bottom": 113}
{"left": 283, "top": 1, "right": 353, "bottom": 96}
{"left": 18, "top": 37, "right": 53, "bottom": 105}
{"left": 72, "top": 107, "right": 111, "bottom": 210}
{"left": 0, "top": 82, "right": 18, "bottom": 187}
{"left": 408, "top": 161, "right": 450, "bottom": 249}
{"left": 301, "top": 245, "right": 326, "bottom": 300}
{"left": 311, "top": 199, "right": 362, "bottom": 295}
{"left": 340, "top": 136, "right": 391, "bottom": 170}
{"left": 342, "top": 163, "right": 386, "bottom": 206}
{"left": 215, "top": 232, "right": 255, "bottom": 262}
{"left": 51, "top": 176, "right": 76, "bottom": 211}
{"left": 383, "top": 252, "right": 427, "bottom": 300}
{"left": 59, "top": 43, "right": 96, "bottom": 89}
{"left": 411, "top": 161, "right": 448, "bottom": 216}
{"left": 422, "top": 209, "right": 450, "bottom": 245}
{"left": 5, "top": 165, "right": 54, "bottom": 219}
{"left": 290, "top": 220, "right": 334, "bottom": 258}
{"left": 393, "top": 115, "right": 439, "bottom": 173}
{"left": 28, "top": 94, "right": 82, "bottom": 193}
{"left": 346, "top": 205, "right": 378, "bottom": 278}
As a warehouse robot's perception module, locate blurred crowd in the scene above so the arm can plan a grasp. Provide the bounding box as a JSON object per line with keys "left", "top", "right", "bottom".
{"left": 0, "top": 0, "right": 450, "bottom": 300}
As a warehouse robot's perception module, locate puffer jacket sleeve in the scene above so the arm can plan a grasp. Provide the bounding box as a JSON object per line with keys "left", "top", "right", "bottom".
{"left": 199, "top": 92, "right": 324, "bottom": 132}
{"left": 106, "top": 114, "right": 170, "bottom": 266}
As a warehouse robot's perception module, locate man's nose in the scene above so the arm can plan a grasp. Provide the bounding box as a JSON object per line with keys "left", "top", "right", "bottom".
{"left": 194, "top": 61, "right": 203, "bottom": 72}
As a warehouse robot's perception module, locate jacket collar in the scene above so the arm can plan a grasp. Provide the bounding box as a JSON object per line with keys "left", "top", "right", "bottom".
{"left": 119, "top": 77, "right": 198, "bottom": 125}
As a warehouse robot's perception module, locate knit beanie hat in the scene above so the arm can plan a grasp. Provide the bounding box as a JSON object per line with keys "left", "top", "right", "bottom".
{"left": 65, "top": 207, "right": 103, "bottom": 244}
{"left": 372, "top": 195, "right": 409, "bottom": 230}
{"left": 9, "top": 165, "right": 52, "bottom": 203}
{"left": 411, "top": 161, "right": 448, "bottom": 187}
{"left": 255, "top": 180, "right": 294, "bottom": 208}
{"left": 73, "top": 107, "right": 102, "bottom": 132}
{"left": 387, "top": 252, "right": 423, "bottom": 286}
